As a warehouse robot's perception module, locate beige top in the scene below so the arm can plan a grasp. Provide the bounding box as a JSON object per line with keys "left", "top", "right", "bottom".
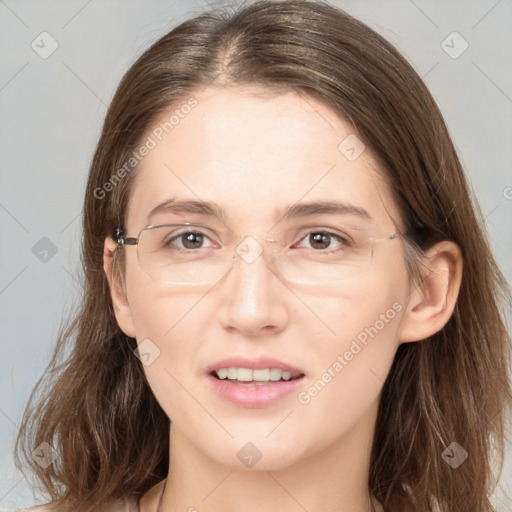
{"left": 17, "top": 479, "right": 166, "bottom": 512}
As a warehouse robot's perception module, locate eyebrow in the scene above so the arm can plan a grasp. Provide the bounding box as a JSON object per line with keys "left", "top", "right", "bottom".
{"left": 147, "top": 198, "right": 372, "bottom": 223}
{"left": 279, "top": 200, "right": 372, "bottom": 222}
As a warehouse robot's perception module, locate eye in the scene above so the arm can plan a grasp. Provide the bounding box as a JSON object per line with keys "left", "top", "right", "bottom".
{"left": 295, "top": 231, "right": 351, "bottom": 251}
{"left": 166, "top": 231, "right": 215, "bottom": 250}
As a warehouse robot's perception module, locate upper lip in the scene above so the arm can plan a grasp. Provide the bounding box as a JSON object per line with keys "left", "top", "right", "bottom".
{"left": 206, "top": 356, "right": 305, "bottom": 376}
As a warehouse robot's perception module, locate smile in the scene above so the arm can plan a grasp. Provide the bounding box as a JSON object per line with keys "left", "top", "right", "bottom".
{"left": 208, "top": 371, "right": 306, "bottom": 408}
{"left": 213, "top": 367, "right": 304, "bottom": 383}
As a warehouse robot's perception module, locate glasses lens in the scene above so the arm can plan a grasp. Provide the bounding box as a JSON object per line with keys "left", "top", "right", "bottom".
{"left": 137, "top": 225, "right": 231, "bottom": 285}
{"left": 276, "top": 238, "right": 374, "bottom": 285}
{"left": 137, "top": 224, "right": 380, "bottom": 286}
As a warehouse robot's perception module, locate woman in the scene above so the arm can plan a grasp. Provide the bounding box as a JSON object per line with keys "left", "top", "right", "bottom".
{"left": 15, "top": 1, "right": 511, "bottom": 511}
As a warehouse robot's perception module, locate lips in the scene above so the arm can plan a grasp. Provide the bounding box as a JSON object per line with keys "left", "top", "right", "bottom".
{"left": 205, "top": 355, "right": 306, "bottom": 408}
{"left": 207, "top": 372, "right": 306, "bottom": 407}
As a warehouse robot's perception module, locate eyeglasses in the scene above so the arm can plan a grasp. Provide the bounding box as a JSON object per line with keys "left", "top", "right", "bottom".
{"left": 114, "top": 222, "right": 402, "bottom": 286}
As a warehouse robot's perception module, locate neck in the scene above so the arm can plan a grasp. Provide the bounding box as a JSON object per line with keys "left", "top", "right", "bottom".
{"left": 141, "top": 402, "right": 384, "bottom": 512}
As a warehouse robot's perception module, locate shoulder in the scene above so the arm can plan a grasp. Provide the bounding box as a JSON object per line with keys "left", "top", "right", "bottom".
{"left": 17, "top": 495, "right": 138, "bottom": 512}
{"left": 16, "top": 479, "right": 164, "bottom": 512}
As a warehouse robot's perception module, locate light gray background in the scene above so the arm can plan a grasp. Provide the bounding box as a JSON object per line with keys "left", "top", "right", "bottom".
{"left": 1, "top": 0, "right": 511, "bottom": 509}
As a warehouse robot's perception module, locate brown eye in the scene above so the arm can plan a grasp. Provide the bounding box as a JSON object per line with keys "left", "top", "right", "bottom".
{"left": 164, "top": 231, "right": 211, "bottom": 251}
{"left": 297, "top": 231, "right": 349, "bottom": 251}
{"left": 309, "top": 232, "right": 331, "bottom": 250}
{"left": 180, "top": 232, "right": 205, "bottom": 249}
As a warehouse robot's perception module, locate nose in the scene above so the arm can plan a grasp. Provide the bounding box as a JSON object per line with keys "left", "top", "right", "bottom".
{"left": 216, "top": 236, "right": 290, "bottom": 336}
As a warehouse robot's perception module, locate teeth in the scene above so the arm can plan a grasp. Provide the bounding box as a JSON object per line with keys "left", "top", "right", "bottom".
{"left": 269, "top": 368, "right": 282, "bottom": 381}
{"left": 216, "top": 368, "right": 229, "bottom": 379}
{"left": 253, "top": 369, "right": 269, "bottom": 380}
{"left": 238, "top": 368, "right": 253, "bottom": 381}
{"left": 214, "top": 367, "right": 298, "bottom": 382}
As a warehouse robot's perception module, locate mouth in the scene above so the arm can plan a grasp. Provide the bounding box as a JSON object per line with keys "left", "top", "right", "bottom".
{"left": 210, "top": 367, "right": 305, "bottom": 385}
{"left": 205, "top": 356, "right": 306, "bottom": 407}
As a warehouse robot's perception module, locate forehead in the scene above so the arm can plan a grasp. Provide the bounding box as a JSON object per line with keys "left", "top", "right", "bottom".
{"left": 126, "top": 86, "right": 401, "bottom": 232}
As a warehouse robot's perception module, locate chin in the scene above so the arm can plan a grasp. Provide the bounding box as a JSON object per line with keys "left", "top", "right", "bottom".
{"left": 202, "top": 438, "right": 309, "bottom": 472}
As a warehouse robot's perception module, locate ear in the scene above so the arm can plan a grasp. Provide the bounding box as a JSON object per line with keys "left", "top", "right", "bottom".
{"left": 399, "top": 240, "right": 463, "bottom": 343}
{"left": 103, "top": 236, "right": 136, "bottom": 338}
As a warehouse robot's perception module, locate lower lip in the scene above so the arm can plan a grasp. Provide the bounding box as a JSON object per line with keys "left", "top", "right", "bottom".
{"left": 207, "top": 374, "right": 305, "bottom": 408}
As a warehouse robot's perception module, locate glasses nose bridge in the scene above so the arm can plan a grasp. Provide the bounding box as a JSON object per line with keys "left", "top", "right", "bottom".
{"left": 237, "top": 232, "right": 278, "bottom": 245}
{"left": 228, "top": 232, "right": 281, "bottom": 273}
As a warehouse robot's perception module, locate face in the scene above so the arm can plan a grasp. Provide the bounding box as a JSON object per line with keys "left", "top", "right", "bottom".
{"left": 109, "top": 86, "right": 414, "bottom": 471}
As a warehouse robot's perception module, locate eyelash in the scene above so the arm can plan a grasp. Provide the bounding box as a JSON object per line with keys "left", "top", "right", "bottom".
{"left": 166, "top": 230, "right": 351, "bottom": 252}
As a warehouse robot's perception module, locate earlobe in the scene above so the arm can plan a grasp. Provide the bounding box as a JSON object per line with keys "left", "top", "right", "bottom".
{"left": 399, "top": 241, "right": 463, "bottom": 344}
{"left": 103, "top": 236, "right": 136, "bottom": 338}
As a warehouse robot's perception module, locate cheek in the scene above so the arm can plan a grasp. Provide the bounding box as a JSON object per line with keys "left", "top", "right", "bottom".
{"left": 294, "top": 273, "right": 406, "bottom": 429}
{"left": 127, "top": 285, "right": 209, "bottom": 420}
{"left": 124, "top": 253, "right": 206, "bottom": 340}
{"left": 292, "top": 346, "right": 396, "bottom": 460}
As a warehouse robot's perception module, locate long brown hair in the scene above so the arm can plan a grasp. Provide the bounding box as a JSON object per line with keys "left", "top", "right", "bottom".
{"left": 15, "top": 1, "right": 511, "bottom": 511}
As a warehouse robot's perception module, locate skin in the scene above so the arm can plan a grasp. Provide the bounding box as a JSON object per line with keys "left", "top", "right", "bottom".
{"left": 103, "top": 86, "right": 462, "bottom": 512}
